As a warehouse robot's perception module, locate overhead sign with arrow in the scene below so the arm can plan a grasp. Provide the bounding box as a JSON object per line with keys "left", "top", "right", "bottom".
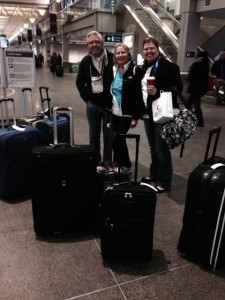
{"left": 105, "top": 35, "right": 122, "bottom": 43}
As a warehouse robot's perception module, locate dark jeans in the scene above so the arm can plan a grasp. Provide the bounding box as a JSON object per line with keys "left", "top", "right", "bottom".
{"left": 112, "top": 114, "right": 132, "bottom": 168}
{"left": 86, "top": 101, "right": 112, "bottom": 164}
{"left": 143, "top": 117, "right": 172, "bottom": 189}
{"left": 143, "top": 117, "right": 158, "bottom": 179}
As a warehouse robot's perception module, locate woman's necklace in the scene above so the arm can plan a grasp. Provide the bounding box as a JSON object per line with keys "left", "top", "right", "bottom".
{"left": 119, "top": 65, "right": 124, "bottom": 73}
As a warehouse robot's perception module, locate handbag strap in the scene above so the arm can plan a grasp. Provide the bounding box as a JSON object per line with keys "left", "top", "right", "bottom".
{"left": 170, "top": 86, "right": 191, "bottom": 158}
{"left": 170, "top": 86, "right": 190, "bottom": 109}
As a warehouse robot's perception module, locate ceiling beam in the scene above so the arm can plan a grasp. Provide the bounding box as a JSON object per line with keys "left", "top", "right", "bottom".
{"left": 0, "top": 1, "right": 49, "bottom": 7}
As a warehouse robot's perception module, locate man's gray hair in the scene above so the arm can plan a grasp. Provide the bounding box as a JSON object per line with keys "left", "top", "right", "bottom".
{"left": 86, "top": 31, "right": 103, "bottom": 42}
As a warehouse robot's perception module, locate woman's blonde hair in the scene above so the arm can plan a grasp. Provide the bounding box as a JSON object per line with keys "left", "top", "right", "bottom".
{"left": 114, "top": 43, "right": 134, "bottom": 65}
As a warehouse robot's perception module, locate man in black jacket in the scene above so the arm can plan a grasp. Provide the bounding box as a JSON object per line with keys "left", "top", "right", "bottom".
{"left": 76, "top": 31, "right": 114, "bottom": 164}
{"left": 211, "top": 50, "right": 225, "bottom": 80}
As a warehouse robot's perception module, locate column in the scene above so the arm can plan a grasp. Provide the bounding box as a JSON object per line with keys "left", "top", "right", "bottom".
{"left": 177, "top": 0, "right": 201, "bottom": 73}
{"left": 62, "top": 26, "right": 69, "bottom": 73}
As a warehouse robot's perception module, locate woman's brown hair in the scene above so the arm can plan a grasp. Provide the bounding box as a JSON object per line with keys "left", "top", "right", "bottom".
{"left": 142, "top": 37, "right": 159, "bottom": 49}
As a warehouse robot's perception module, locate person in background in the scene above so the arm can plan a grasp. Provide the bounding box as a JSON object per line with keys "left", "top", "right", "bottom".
{"left": 186, "top": 50, "right": 210, "bottom": 127}
{"left": 38, "top": 52, "right": 44, "bottom": 68}
{"left": 211, "top": 50, "right": 225, "bottom": 80}
{"left": 57, "top": 53, "right": 62, "bottom": 66}
{"left": 134, "top": 37, "right": 183, "bottom": 193}
{"left": 76, "top": 31, "right": 114, "bottom": 165}
{"left": 50, "top": 52, "right": 58, "bottom": 75}
{"left": 110, "top": 43, "right": 144, "bottom": 173}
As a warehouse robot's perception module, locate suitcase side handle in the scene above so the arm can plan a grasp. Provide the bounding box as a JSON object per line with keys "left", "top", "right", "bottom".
{"left": 0, "top": 98, "right": 16, "bottom": 128}
{"left": 119, "top": 134, "right": 140, "bottom": 182}
{"left": 203, "top": 126, "right": 222, "bottom": 164}
{"left": 53, "top": 107, "right": 74, "bottom": 146}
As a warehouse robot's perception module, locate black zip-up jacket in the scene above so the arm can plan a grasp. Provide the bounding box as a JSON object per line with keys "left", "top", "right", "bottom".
{"left": 76, "top": 50, "right": 114, "bottom": 108}
{"left": 135, "top": 57, "right": 183, "bottom": 112}
{"left": 112, "top": 62, "right": 145, "bottom": 120}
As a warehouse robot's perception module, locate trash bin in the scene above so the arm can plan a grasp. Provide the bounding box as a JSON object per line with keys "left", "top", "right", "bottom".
{"left": 69, "top": 63, "right": 79, "bottom": 73}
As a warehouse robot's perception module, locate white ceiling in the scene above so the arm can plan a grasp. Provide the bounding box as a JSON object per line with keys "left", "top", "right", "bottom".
{"left": 0, "top": 1, "right": 49, "bottom": 41}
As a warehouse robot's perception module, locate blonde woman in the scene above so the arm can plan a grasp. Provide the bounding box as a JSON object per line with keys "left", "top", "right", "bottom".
{"left": 111, "top": 43, "right": 144, "bottom": 172}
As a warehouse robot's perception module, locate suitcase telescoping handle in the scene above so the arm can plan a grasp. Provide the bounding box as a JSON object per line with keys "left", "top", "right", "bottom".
{"left": 53, "top": 107, "right": 74, "bottom": 146}
{"left": 203, "top": 126, "right": 222, "bottom": 164}
{"left": 0, "top": 98, "right": 16, "bottom": 128}
{"left": 119, "top": 134, "right": 140, "bottom": 182}
{"left": 39, "top": 86, "right": 49, "bottom": 100}
{"left": 39, "top": 86, "right": 51, "bottom": 116}
{"left": 21, "top": 87, "right": 34, "bottom": 117}
{"left": 22, "top": 88, "right": 31, "bottom": 93}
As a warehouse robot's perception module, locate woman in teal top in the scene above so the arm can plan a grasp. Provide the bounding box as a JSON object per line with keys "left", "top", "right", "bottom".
{"left": 111, "top": 43, "right": 144, "bottom": 172}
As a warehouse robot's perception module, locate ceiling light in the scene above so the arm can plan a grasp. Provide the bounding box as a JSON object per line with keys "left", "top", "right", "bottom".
{"left": 56, "top": 0, "right": 61, "bottom": 3}
{"left": 29, "top": 17, "right": 36, "bottom": 24}
{"left": 24, "top": 23, "right": 29, "bottom": 29}
{"left": 38, "top": 9, "right": 46, "bottom": 16}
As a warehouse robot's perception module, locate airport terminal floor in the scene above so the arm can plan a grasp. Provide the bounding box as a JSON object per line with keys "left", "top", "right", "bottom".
{"left": 1, "top": 66, "right": 225, "bottom": 300}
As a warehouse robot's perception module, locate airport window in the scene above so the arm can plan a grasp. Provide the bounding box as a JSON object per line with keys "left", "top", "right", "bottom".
{"left": 205, "top": 0, "right": 211, "bottom": 6}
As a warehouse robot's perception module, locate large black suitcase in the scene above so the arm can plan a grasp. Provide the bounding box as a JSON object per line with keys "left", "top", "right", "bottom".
{"left": 31, "top": 107, "right": 101, "bottom": 236}
{"left": 100, "top": 134, "right": 157, "bottom": 261}
{"left": 177, "top": 126, "right": 225, "bottom": 269}
{"left": 0, "top": 98, "right": 40, "bottom": 200}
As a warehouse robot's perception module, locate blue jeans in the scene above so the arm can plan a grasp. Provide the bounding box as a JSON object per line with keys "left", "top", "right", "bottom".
{"left": 143, "top": 117, "right": 172, "bottom": 189}
{"left": 86, "top": 101, "right": 112, "bottom": 164}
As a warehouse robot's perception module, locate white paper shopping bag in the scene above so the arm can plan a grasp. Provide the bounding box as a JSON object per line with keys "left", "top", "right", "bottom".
{"left": 152, "top": 91, "right": 174, "bottom": 124}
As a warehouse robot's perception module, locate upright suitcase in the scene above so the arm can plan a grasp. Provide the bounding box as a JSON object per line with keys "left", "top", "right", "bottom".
{"left": 56, "top": 65, "right": 64, "bottom": 77}
{"left": 35, "top": 86, "right": 70, "bottom": 145}
{"left": 177, "top": 126, "right": 225, "bottom": 269}
{"left": 100, "top": 134, "right": 157, "bottom": 261}
{"left": 31, "top": 107, "right": 101, "bottom": 236}
{"left": 0, "top": 98, "right": 40, "bottom": 200}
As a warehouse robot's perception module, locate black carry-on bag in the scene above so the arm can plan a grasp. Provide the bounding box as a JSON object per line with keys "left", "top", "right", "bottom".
{"left": 177, "top": 126, "right": 225, "bottom": 270}
{"left": 0, "top": 98, "right": 40, "bottom": 200}
{"left": 31, "top": 107, "right": 101, "bottom": 236}
{"left": 100, "top": 134, "right": 157, "bottom": 261}
{"left": 56, "top": 65, "right": 64, "bottom": 77}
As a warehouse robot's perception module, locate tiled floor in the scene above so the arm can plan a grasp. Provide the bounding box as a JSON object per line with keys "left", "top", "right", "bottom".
{"left": 1, "top": 67, "right": 225, "bottom": 300}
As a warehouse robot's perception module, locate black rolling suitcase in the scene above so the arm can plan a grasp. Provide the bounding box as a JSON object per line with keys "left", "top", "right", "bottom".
{"left": 0, "top": 98, "right": 40, "bottom": 200}
{"left": 56, "top": 65, "right": 64, "bottom": 77}
{"left": 177, "top": 126, "right": 225, "bottom": 269}
{"left": 100, "top": 134, "right": 157, "bottom": 261}
{"left": 31, "top": 107, "right": 101, "bottom": 236}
